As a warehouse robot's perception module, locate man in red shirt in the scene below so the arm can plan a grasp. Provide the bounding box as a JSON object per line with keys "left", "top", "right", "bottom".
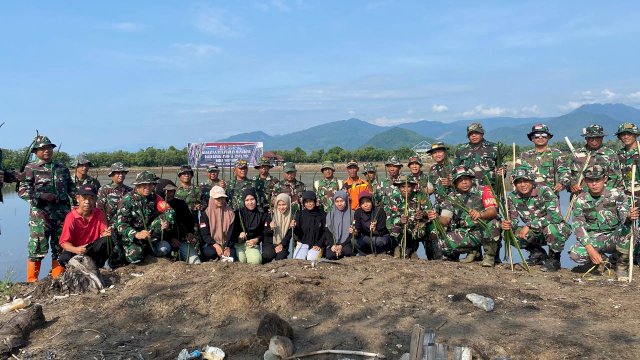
{"left": 58, "top": 184, "right": 112, "bottom": 269}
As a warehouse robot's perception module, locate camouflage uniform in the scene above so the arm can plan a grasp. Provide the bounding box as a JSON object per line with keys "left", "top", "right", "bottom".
{"left": 274, "top": 180, "right": 306, "bottom": 209}
{"left": 97, "top": 182, "right": 133, "bottom": 224}
{"left": 386, "top": 176, "right": 429, "bottom": 258}
{"left": 615, "top": 123, "right": 640, "bottom": 192}
{"left": 374, "top": 156, "right": 403, "bottom": 215}
{"left": 570, "top": 125, "right": 623, "bottom": 191}
{"left": 226, "top": 178, "right": 257, "bottom": 210}
{"left": 517, "top": 149, "right": 570, "bottom": 190}
{"left": 115, "top": 172, "right": 176, "bottom": 263}
{"left": 252, "top": 157, "right": 279, "bottom": 210}
{"left": 71, "top": 153, "right": 101, "bottom": 191}
{"left": 428, "top": 161, "right": 452, "bottom": 211}
{"left": 452, "top": 123, "right": 500, "bottom": 187}
{"left": 18, "top": 137, "right": 76, "bottom": 260}
{"left": 315, "top": 178, "right": 341, "bottom": 213}
{"left": 175, "top": 185, "right": 201, "bottom": 214}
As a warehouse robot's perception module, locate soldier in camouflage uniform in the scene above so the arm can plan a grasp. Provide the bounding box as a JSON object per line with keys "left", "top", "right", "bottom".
{"left": 374, "top": 156, "right": 403, "bottom": 216}
{"left": 501, "top": 165, "right": 571, "bottom": 272}
{"left": 517, "top": 124, "right": 570, "bottom": 193}
{"left": 386, "top": 175, "right": 429, "bottom": 259}
{"left": 615, "top": 122, "right": 640, "bottom": 193}
{"left": 96, "top": 162, "right": 132, "bottom": 265}
{"left": 569, "top": 124, "right": 623, "bottom": 193}
{"left": 175, "top": 165, "right": 203, "bottom": 217}
{"left": 226, "top": 159, "right": 259, "bottom": 211}
{"left": 362, "top": 162, "right": 378, "bottom": 191}
{"left": 407, "top": 155, "right": 433, "bottom": 196}
{"left": 199, "top": 164, "right": 225, "bottom": 211}
{"left": 569, "top": 165, "right": 638, "bottom": 281}
{"left": 273, "top": 162, "right": 306, "bottom": 212}
{"left": 314, "top": 160, "right": 342, "bottom": 213}
{"left": 428, "top": 167, "right": 499, "bottom": 267}
{"left": 71, "top": 153, "right": 101, "bottom": 191}
{"left": 115, "top": 171, "right": 175, "bottom": 263}
{"left": 452, "top": 123, "right": 499, "bottom": 187}
{"left": 426, "top": 142, "right": 452, "bottom": 211}
{"left": 253, "top": 157, "right": 279, "bottom": 211}
{"left": 18, "top": 135, "right": 76, "bottom": 282}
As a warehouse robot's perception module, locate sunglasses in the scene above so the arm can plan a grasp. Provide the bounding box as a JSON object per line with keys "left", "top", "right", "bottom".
{"left": 533, "top": 133, "right": 549, "bottom": 139}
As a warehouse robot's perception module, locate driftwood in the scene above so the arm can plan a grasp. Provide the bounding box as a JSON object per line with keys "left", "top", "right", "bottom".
{"left": 401, "top": 327, "right": 474, "bottom": 360}
{"left": 0, "top": 304, "right": 46, "bottom": 354}
{"left": 57, "top": 255, "right": 104, "bottom": 294}
{"left": 285, "top": 349, "right": 385, "bottom": 359}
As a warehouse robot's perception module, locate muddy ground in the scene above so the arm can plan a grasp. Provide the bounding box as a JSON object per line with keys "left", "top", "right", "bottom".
{"left": 3, "top": 256, "right": 639, "bottom": 360}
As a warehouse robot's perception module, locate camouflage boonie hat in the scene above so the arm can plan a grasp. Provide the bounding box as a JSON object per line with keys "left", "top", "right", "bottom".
{"left": 426, "top": 142, "right": 448, "bottom": 154}
{"left": 466, "top": 123, "right": 485, "bottom": 135}
{"left": 235, "top": 159, "right": 249, "bottom": 168}
{"left": 583, "top": 165, "right": 607, "bottom": 179}
{"left": 178, "top": 164, "right": 194, "bottom": 176}
{"left": 451, "top": 166, "right": 475, "bottom": 182}
{"left": 283, "top": 162, "right": 297, "bottom": 173}
{"left": 346, "top": 160, "right": 359, "bottom": 168}
{"left": 615, "top": 122, "right": 640, "bottom": 136}
{"left": 72, "top": 153, "right": 93, "bottom": 168}
{"left": 393, "top": 175, "right": 417, "bottom": 186}
{"left": 107, "top": 162, "right": 129, "bottom": 176}
{"left": 581, "top": 124, "right": 606, "bottom": 138}
{"left": 206, "top": 164, "right": 219, "bottom": 173}
{"left": 254, "top": 157, "right": 274, "bottom": 169}
{"left": 132, "top": 170, "right": 159, "bottom": 185}
{"left": 362, "top": 162, "right": 376, "bottom": 173}
{"left": 511, "top": 165, "right": 535, "bottom": 182}
{"left": 320, "top": 160, "right": 335, "bottom": 171}
{"left": 31, "top": 135, "right": 56, "bottom": 153}
{"left": 407, "top": 155, "right": 422, "bottom": 166}
{"left": 527, "top": 123, "right": 553, "bottom": 140}
{"left": 385, "top": 156, "right": 403, "bottom": 167}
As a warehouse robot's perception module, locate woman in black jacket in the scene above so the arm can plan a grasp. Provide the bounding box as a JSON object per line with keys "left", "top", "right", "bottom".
{"left": 354, "top": 190, "right": 390, "bottom": 255}
{"left": 293, "top": 191, "right": 325, "bottom": 260}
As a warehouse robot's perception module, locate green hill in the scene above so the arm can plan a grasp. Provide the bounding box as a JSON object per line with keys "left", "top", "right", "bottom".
{"left": 362, "top": 127, "right": 435, "bottom": 150}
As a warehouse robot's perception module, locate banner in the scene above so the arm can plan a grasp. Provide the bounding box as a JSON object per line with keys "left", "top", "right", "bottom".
{"left": 187, "top": 142, "right": 263, "bottom": 168}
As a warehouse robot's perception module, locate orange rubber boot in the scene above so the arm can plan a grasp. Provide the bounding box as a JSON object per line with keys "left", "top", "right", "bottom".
{"left": 51, "top": 259, "right": 64, "bottom": 279}
{"left": 27, "top": 260, "right": 41, "bottom": 283}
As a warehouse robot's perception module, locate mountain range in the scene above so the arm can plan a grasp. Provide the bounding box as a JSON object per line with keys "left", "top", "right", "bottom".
{"left": 219, "top": 103, "right": 640, "bottom": 150}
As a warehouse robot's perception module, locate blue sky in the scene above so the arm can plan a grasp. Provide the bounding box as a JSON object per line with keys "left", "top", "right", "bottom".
{"left": 1, "top": 1, "right": 640, "bottom": 153}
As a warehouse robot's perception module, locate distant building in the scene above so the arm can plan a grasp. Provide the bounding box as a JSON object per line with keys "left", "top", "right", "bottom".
{"left": 412, "top": 141, "right": 433, "bottom": 162}
{"left": 263, "top": 151, "right": 285, "bottom": 166}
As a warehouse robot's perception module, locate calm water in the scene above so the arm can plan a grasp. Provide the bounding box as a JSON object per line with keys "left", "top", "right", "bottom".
{"left": 0, "top": 170, "right": 576, "bottom": 280}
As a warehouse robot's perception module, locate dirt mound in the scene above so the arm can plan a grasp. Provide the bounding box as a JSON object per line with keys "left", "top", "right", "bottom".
{"left": 4, "top": 256, "right": 640, "bottom": 359}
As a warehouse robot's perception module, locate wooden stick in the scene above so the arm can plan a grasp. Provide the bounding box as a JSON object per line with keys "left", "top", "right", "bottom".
{"left": 285, "top": 350, "right": 386, "bottom": 359}
{"left": 502, "top": 175, "right": 514, "bottom": 271}
{"left": 409, "top": 324, "right": 425, "bottom": 360}
{"left": 564, "top": 152, "right": 592, "bottom": 221}
{"left": 630, "top": 164, "right": 636, "bottom": 283}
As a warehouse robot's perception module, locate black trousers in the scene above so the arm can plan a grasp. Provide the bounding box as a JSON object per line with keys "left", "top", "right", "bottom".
{"left": 324, "top": 242, "right": 354, "bottom": 260}
{"left": 262, "top": 243, "right": 290, "bottom": 263}
{"left": 58, "top": 236, "right": 109, "bottom": 268}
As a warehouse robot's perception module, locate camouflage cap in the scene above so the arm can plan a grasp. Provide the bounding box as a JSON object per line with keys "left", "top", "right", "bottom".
{"left": 407, "top": 155, "right": 422, "bottom": 166}
{"left": 107, "top": 162, "right": 129, "bottom": 176}
{"left": 206, "top": 164, "right": 219, "bottom": 173}
{"left": 72, "top": 153, "right": 93, "bottom": 168}
{"left": 615, "top": 122, "right": 640, "bottom": 136}
{"left": 178, "top": 164, "right": 194, "bottom": 176}
{"left": 320, "top": 160, "right": 335, "bottom": 171}
{"left": 362, "top": 162, "right": 376, "bottom": 173}
{"left": 132, "top": 170, "right": 159, "bottom": 185}
{"left": 451, "top": 166, "right": 475, "bottom": 182}
{"left": 235, "top": 159, "right": 249, "bottom": 168}
{"left": 583, "top": 165, "right": 607, "bottom": 179}
{"left": 527, "top": 123, "right": 554, "bottom": 140}
{"left": 283, "top": 162, "right": 297, "bottom": 173}
{"left": 393, "top": 174, "right": 417, "bottom": 186}
{"left": 466, "top": 122, "right": 485, "bottom": 135}
{"left": 346, "top": 160, "right": 359, "bottom": 168}
{"left": 511, "top": 165, "right": 535, "bottom": 182}
{"left": 426, "top": 142, "right": 448, "bottom": 154}
{"left": 581, "top": 124, "right": 606, "bottom": 138}
{"left": 254, "top": 157, "right": 274, "bottom": 169}
{"left": 31, "top": 135, "right": 56, "bottom": 153}
{"left": 385, "top": 156, "right": 403, "bottom": 167}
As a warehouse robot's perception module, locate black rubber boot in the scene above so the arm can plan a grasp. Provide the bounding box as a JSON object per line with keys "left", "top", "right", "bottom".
{"left": 541, "top": 250, "right": 561, "bottom": 272}
{"left": 526, "top": 245, "right": 547, "bottom": 266}
{"left": 617, "top": 251, "right": 630, "bottom": 282}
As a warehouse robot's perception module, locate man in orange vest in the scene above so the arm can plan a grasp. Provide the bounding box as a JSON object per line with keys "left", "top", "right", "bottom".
{"left": 342, "top": 160, "right": 371, "bottom": 211}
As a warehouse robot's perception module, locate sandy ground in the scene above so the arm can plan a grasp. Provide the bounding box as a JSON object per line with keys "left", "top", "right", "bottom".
{"left": 3, "top": 255, "right": 639, "bottom": 360}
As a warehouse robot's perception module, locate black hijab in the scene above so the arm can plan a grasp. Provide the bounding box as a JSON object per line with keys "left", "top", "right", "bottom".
{"left": 238, "top": 188, "right": 262, "bottom": 233}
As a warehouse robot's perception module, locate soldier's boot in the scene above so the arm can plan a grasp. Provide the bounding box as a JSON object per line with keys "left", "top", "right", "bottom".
{"left": 541, "top": 250, "right": 561, "bottom": 272}
{"left": 482, "top": 242, "right": 499, "bottom": 267}
{"left": 460, "top": 250, "right": 479, "bottom": 263}
{"left": 26, "top": 260, "right": 41, "bottom": 283}
{"left": 51, "top": 259, "right": 65, "bottom": 279}
{"left": 525, "top": 245, "right": 547, "bottom": 266}
{"left": 616, "top": 252, "right": 630, "bottom": 282}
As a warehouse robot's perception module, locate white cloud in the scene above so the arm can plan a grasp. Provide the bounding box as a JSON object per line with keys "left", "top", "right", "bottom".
{"left": 628, "top": 91, "right": 640, "bottom": 103}
{"left": 520, "top": 105, "right": 540, "bottom": 115}
{"left": 193, "top": 6, "right": 246, "bottom": 38}
{"left": 371, "top": 116, "right": 416, "bottom": 126}
{"left": 461, "top": 104, "right": 508, "bottom": 118}
{"left": 432, "top": 104, "right": 448, "bottom": 113}
{"left": 347, "top": 110, "right": 357, "bottom": 116}
{"left": 97, "top": 22, "right": 145, "bottom": 32}
{"left": 602, "top": 88, "right": 617, "bottom": 100}
{"left": 257, "top": 0, "right": 301, "bottom": 12}
{"left": 172, "top": 43, "right": 223, "bottom": 56}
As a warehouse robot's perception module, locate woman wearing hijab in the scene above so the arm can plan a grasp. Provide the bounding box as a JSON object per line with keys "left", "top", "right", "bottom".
{"left": 200, "top": 186, "right": 235, "bottom": 261}
{"left": 293, "top": 191, "right": 325, "bottom": 260}
{"left": 230, "top": 188, "right": 265, "bottom": 264}
{"left": 354, "top": 190, "right": 390, "bottom": 256}
{"left": 324, "top": 190, "right": 355, "bottom": 259}
{"left": 262, "top": 193, "right": 295, "bottom": 263}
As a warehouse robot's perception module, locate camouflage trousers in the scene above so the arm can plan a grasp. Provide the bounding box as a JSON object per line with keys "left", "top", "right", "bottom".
{"left": 121, "top": 217, "right": 170, "bottom": 263}
{"left": 438, "top": 220, "right": 500, "bottom": 254}
{"left": 569, "top": 226, "right": 631, "bottom": 264}
{"left": 517, "top": 223, "right": 571, "bottom": 253}
{"left": 28, "top": 205, "right": 69, "bottom": 261}
{"left": 390, "top": 222, "right": 427, "bottom": 259}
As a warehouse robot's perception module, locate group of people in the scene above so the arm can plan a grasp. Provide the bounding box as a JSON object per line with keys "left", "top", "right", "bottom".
{"left": 2, "top": 120, "right": 640, "bottom": 282}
